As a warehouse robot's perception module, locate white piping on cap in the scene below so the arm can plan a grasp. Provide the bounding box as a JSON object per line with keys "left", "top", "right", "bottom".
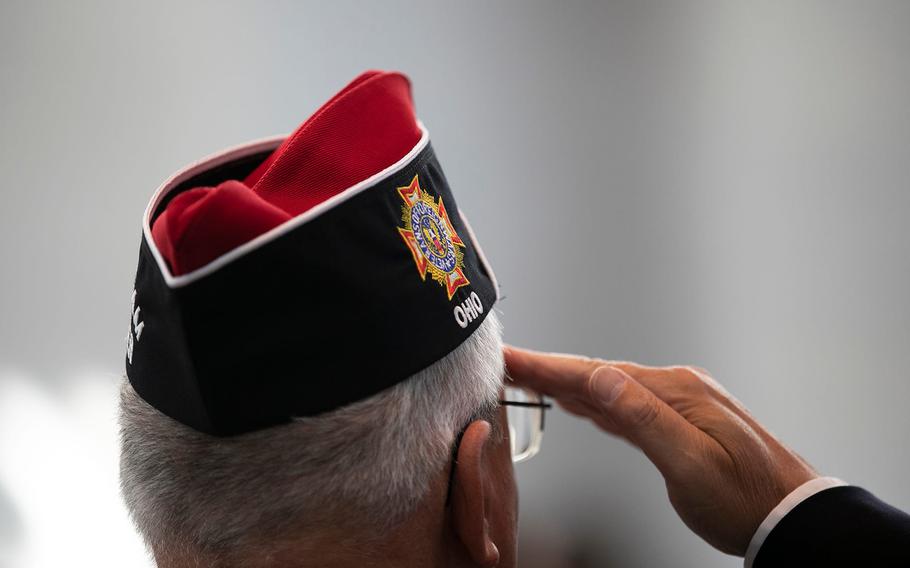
{"left": 459, "top": 212, "right": 500, "bottom": 302}
{"left": 142, "top": 124, "right": 430, "bottom": 288}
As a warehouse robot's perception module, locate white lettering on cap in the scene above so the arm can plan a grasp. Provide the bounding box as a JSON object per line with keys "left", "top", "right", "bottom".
{"left": 453, "top": 291, "right": 484, "bottom": 328}
{"left": 127, "top": 289, "right": 144, "bottom": 364}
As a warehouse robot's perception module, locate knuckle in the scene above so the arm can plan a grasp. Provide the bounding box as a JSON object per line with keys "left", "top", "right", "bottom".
{"left": 673, "top": 366, "right": 701, "bottom": 382}
{"left": 670, "top": 366, "right": 710, "bottom": 393}
{"left": 628, "top": 398, "right": 662, "bottom": 429}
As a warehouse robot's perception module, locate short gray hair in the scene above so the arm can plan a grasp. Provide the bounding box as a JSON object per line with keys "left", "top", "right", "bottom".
{"left": 120, "top": 312, "right": 503, "bottom": 559}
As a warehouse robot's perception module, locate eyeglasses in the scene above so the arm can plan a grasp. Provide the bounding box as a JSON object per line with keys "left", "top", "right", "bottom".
{"left": 500, "top": 386, "right": 552, "bottom": 463}
{"left": 445, "top": 387, "right": 551, "bottom": 506}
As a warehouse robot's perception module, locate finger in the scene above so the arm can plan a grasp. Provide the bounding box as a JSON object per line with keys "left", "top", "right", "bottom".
{"left": 614, "top": 365, "right": 765, "bottom": 428}
{"left": 555, "top": 397, "right": 597, "bottom": 417}
{"left": 503, "top": 347, "right": 705, "bottom": 434}
{"left": 608, "top": 361, "right": 684, "bottom": 384}
{"left": 589, "top": 365, "right": 716, "bottom": 476}
{"left": 503, "top": 346, "right": 604, "bottom": 400}
{"left": 610, "top": 363, "right": 739, "bottom": 408}
{"left": 504, "top": 347, "right": 764, "bottom": 462}
{"left": 611, "top": 363, "right": 793, "bottom": 458}
{"left": 504, "top": 346, "right": 690, "bottom": 399}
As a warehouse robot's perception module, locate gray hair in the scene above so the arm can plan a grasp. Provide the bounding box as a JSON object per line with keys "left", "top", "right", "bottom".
{"left": 119, "top": 312, "right": 503, "bottom": 560}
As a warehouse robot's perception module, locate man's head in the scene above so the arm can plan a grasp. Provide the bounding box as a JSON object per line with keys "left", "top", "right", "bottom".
{"left": 122, "top": 70, "right": 516, "bottom": 566}
{"left": 120, "top": 311, "right": 517, "bottom": 567}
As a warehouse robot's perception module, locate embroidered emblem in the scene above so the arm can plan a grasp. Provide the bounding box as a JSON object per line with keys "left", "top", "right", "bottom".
{"left": 397, "top": 175, "right": 470, "bottom": 300}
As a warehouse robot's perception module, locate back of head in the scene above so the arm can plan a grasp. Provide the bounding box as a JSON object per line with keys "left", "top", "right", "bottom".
{"left": 120, "top": 311, "right": 503, "bottom": 565}
{"left": 121, "top": 71, "right": 507, "bottom": 566}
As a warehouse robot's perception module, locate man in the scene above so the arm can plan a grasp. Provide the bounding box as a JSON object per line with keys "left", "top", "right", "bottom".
{"left": 121, "top": 70, "right": 910, "bottom": 567}
{"left": 122, "top": 69, "right": 516, "bottom": 567}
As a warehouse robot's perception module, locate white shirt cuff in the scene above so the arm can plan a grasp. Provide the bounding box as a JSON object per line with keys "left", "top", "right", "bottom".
{"left": 743, "top": 476, "right": 848, "bottom": 568}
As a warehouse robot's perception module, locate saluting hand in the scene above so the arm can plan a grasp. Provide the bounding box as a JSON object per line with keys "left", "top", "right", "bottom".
{"left": 503, "top": 346, "right": 818, "bottom": 556}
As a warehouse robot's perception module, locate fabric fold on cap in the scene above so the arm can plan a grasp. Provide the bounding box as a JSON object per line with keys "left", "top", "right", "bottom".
{"left": 152, "top": 70, "right": 422, "bottom": 276}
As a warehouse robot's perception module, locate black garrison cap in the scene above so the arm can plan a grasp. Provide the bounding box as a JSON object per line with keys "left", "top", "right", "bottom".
{"left": 125, "top": 71, "right": 499, "bottom": 436}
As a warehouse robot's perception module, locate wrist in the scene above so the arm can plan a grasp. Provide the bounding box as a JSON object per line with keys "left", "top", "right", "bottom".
{"left": 744, "top": 476, "right": 847, "bottom": 567}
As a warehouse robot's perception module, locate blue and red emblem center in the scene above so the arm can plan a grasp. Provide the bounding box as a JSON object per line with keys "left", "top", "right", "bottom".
{"left": 410, "top": 201, "right": 457, "bottom": 272}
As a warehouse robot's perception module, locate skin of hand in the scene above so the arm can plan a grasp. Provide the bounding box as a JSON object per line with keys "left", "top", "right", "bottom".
{"left": 503, "top": 346, "right": 819, "bottom": 556}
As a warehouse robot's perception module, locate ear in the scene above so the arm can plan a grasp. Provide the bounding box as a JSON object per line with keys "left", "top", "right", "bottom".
{"left": 451, "top": 419, "right": 500, "bottom": 567}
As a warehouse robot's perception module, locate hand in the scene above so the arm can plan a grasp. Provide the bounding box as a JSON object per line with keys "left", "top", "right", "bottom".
{"left": 503, "top": 346, "right": 819, "bottom": 556}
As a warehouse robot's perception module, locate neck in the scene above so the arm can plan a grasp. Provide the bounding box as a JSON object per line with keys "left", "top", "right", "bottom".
{"left": 154, "top": 487, "right": 476, "bottom": 568}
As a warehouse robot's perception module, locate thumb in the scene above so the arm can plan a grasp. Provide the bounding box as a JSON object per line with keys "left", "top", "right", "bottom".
{"left": 590, "top": 365, "right": 709, "bottom": 476}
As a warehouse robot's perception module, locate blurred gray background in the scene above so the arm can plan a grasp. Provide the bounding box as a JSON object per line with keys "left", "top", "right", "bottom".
{"left": 1, "top": 1, "right": 909, "bottom": 566}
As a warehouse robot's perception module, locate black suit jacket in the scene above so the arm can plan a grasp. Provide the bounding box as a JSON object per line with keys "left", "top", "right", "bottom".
{"left": 754, "top": 486, "right": 910, "bottom": 567}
